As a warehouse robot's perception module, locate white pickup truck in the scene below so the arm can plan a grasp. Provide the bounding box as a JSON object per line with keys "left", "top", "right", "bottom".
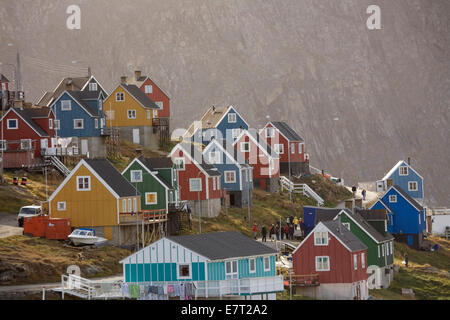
{"left": 17, "top": 205, "right": 42, "bottom": 227}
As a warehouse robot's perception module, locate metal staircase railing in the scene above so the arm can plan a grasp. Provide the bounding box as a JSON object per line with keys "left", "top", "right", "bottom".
{"left": 280, "top": 176, "right": 324, "bottom": 206}
{"left": 49, "top": 156, "right": 71, "bottom": 176}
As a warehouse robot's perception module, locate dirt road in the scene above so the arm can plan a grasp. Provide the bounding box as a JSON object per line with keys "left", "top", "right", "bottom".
{"left": 0, "top": 211, "right": 23, "bottom": 238}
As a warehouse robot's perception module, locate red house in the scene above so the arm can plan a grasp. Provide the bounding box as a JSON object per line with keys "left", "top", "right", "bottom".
{"left": 292, "top": 220, "right": 369, "bottom": 300}
{"left": 169, "top": 142, "right": 222, "bottom": 218}
{"left": 260, "top": 121, "right": 309, "bottom": 176}
{"left": 233, "top": 129, "right": 280, "bottom": 192}
{"left": 0, "top": 107, "right": 55, "bottom": 168}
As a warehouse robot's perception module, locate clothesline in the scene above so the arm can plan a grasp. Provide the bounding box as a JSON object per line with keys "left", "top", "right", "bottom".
{"left": 121, "top": 282, "right": 196, "bottom": 300}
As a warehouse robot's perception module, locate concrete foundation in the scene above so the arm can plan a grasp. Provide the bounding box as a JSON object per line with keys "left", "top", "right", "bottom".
{"left": 254, "top": 177, "right": 280, "bottom": 193}
{"left": 189, "top": 198, "right": 222, "bottom": 218}
{"left": 367, "top": 265, "right": 394, "bottom": 290}
{"left": 295, "top": 280, "right": 369, "bottom": 300}
{"left": 280, "top": 161, "right": 310, "bottom": 176}
{"left": 66, "top": 136, "right": 107, "bottom": 158}
{"left": 228, "top": 190, "right": 253, "bottom": 208}
{"left": 117, "top": 126, "right": 159, "bottom": 150}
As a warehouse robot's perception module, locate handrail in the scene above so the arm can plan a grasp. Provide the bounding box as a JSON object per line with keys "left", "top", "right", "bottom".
{"left": 280, "top": 176, "right": 324, "bottom": 206}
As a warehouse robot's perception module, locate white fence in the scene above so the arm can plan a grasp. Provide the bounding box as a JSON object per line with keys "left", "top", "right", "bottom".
{"left": 280, "top": 176, "right": 324, "bottom": 206}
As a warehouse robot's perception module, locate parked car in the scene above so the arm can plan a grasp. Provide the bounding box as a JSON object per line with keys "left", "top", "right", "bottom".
{"left": 17, "top": 205, "right": 42, "bottom": 227}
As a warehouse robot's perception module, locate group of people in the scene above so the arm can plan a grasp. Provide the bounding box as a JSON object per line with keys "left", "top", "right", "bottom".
{"left": 253, "top": 216, "right": 305, "bottom": 242}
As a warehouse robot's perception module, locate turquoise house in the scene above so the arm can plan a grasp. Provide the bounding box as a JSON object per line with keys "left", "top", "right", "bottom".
{"left": 120, "top": 231, "right": 283, "bottom": 299}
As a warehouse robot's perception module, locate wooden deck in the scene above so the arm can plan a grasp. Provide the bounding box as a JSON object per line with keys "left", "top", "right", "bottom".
{"left": 291, "top": 274, "right": 320, "bottom": 287}
{"left": 119, "top": 210, "right": 168, "bottom": 226}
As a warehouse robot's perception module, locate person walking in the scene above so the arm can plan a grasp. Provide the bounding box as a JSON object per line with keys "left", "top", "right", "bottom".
{"left": 362, "top": 189, "right": 367, "bottom": 201}
{"left": 269, "top": 224, "right": 275, "bottom": 242}
{"left": 275, "top": 224, "right": 280, "bottom": 241}
{"left": 261, "top": 225, "right": 267, "bottom": 242}
{"left": 253, "top": 223, "right": 258, "bottom": 240}
{"left": 404, "top": 253, "right": 409, "bottom": 268}
{"left": 293, "top": 217, "right": 299, "bottom": 230}
{"left": 289, "top": 224, "right": 295, "bottom": 240}
{"left": 284, "top": 224, "right": 289, "bottom": 240}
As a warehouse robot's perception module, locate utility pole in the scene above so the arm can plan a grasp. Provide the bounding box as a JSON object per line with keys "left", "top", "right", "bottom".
{"left": 16, "top": 52, "right": 21, "bottom": 92}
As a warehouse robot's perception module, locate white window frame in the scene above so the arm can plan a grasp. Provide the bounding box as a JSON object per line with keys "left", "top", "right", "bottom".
{"left": 399, "top": 166, "right": 408, "bottom": 176}
{"left": 212, "top": 176, "right": 216, "bottom": 190}
{"left": 291, "top": 143, "right": 295, "bottom": 154}
{"left": 145, "top": 192, "right": 158, "bottom": 205}
{"left": 57, "top": 201, "right": 66, "bottom": 211}
{"left": 298, "top": 142, "right": 304, "bottom": 154}
{"left": 189, "top": 178, "right": 202, "bottom": 192}
{"left": 315, "top": 256, "right": 330, "bottom": 272}
{"left": 76, "top": 176, "right": 91, "bottom": 191}
{"left": 99, "top": 99, "right": 103, "bottom": 111}
{"left": 225, "top": 170, "right": 236, "bottom": 184}
{"left": 390, "top": 242, "right": 393, "bottom": 255}
{"left": 342, "top": 222, "right": 350, "bottom": 231}
{"left": 147, "top": 110, "right": 151, "bottom": 119}
{"left": 61, "top": 100, "right": 72, "bottom": 111}
{"left": 353, "top": 254, "right": 358, "bottom": 270}
{"left": 174, "top": 157, "right": 185, "bottom": 170}
{"left": 231, "top": 128, "right": 241, "bottom": 139}
{"left": 116, "top": 92, "right": 125, "bottom": 102}
{"left": 266, "top": 127, "right": 275, "bottom": 138}
{"left": 73, "top": 119, "right": 84, "bottom": 130}
{"left": 49, "top": 118, "right": 53, "bottom": 129}
{"left": 127, "top": 110, "right": 136, "bottom": 119}
{"left": 389, "top": 195, "right": 397, "bottom": 203}
{"left": 130, "top": 170, "right": 143, "bottom": 183}
{"left": 128, "top": 198, "right": 132, "bottom": 213}
{"left": 361, "top": 252, "right": 365, "bottom": 269}
{"left": 122, "top": 199, "right": 127, "bottom": 213}
{"left": 89, "top": 83, "right": 98, "bottom": 91}
{"left": 249, "top": 258, "right": 256, "bottom": 274}
{"left": 408, "top": 181, "right": 418, "bottom": 191}
{"left": 216, "top": 176, "right": 221, "bottom": 190}
{"left": 94, "top": 118, "right": 98, "bottom": 129}
{"left": 382, "top": 244, "right": 385, "bottom": 256}
{"left": 228, "top": 113, "right": 237, "bottom": 123}
{"left": 177, "top": 263, "right": 191, "bottom": 279}
{"left": 240, "top": 142, "right": 250, "bottom": 153}
{"left": 0, "top": 140, "right": 6, "bottom": 151}
{"left": 263, "top": 257, "right": 271, "bottom": 272}
{"left": 314, "top": 231, "right": 328, "bottom": 246}
{"left": 155, "top": 101, "right": 163, "bottom": 110}
{"left": 145, "top": 85, "right": 153, "bottom": 94}
{"left": 20, "top": 139, "right": 31, "bottom": 150}
{"left": 54, "top": 120, "right": 61, "bottom": 130}
{"left": 274, "top": 144, "right": 284, "bottom": 155}
{"left": 225, "top": 260, "right": 238, "bottom": 279}
{"left": 7, "top": 119, "right": 18, "bottom": 129}
{"left": 378, "top": 245, "right": 380, "bottom": 258}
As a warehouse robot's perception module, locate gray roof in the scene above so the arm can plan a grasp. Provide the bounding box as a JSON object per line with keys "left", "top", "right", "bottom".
{"left": 1, "top": 74, "right": 9, "bottom": 83}
{"left": 178, "top": 142, "right": 221, "bottom": 176}
{"left": 13, "top": 107, "right": 51, "bottom": 137}
{"left": 271, "top": 121, "right": 304, "bottom": 142}
{"left": 393, "top": 185, "right": 424, "bottom": 211}
{"left": 338, "top": 210, "right": 394, "bottom": 243}
{"left": 137, "top": 156, "right": 175, "bottom": 190}
{"left": 84, "top": 159, "right": 139, "bottom": 197}
{"left": 321, "top": 220, "right": 367, "bottom": 252}
{"left": 122, "top": 84, "right": 159, "bottom": 109}
{"left": 357, "top": 209, "right": 387, "bottom": 221}
{"left": 314, "top": 208, "right": 343, "bottom": 224}
{"left": 167, "top": 231, "right": 277, "bottom": 260}
{"left": 65, "top": 90, "right": 100, "bottom": 117}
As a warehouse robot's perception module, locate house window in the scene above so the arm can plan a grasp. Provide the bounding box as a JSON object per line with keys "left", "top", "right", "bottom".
{"left": 94, "top": 119, "right": 98, "bottom": 129}
{"left": 266, "top": 127, "right": 275, "bottom": 138}
{"left": 389, "top": 195, "right": 397, "bottom": 203}
{"left": 49, "top": 119, "right": 53, "bottom": 129}
{"left": 0, "top": 140, "right": 6, "bottom": 151}
{"left": 54, "top": 120, "right": 61, "bottom": 130}
{"left": 145, "top": 85, "right": 153, "bottom": 94}
{"left": 89, "top": 83, "right": 97, "bottom": 91}
{"left": 390, "top": 242, "right": 393, "bottom": 255}
{"left": 73, "top": 119, "right": 84, "bottom": 129}
{"left": 147, "top": 110, "right": 151, "bottom": 119}
{"left": 408, "top": 181, "right": 418, "bottom": 191}
{"left": 153, "top": 110, "right": 158, "bottom": 118}
{"left": 116, "top": 92, "right": 125, "bottom": 101}
{"left": 249, "top": 258, "right": 256, "bottom": 273}
{"left": 240, "top": 142, "right": 250, "bottom": 153}
{"left": 145, "top": 192, "right": 157, "bottom": 205}
{"left": 99, "top": 99, "right": 103, "bottom": 111}
{"left": 177, "top": 264, "right": 191, "bottom": 279}
{"left": 353, "top": 254, "right": 358, "bottom": 270}
{"left": 128, "top": 198, "right": 132, "bottom": 213}
{"left": 213, "top": 176, "right": 216, "bottom": 190}
{"left": 209, "top": 151, "right": 221, "bottom": 164}
{"left": 225, "top": 171, "right": 236, "bottom": 183}
{"left": 130, "top": 170, "right": 142, "bottom": 183}
{"left": 299, "top": 143, "right": 304, "bottom": 154}
{"left": 7, "top": 119, "right": 18, "bottom": 129}
{"left": 216, "top": 176, "right": 221, "bottom": 190}
{"left": 228, "top": 113, "right": 236, "bottom": 123}
{"left": 382, "top": 244, "right": 385, "bottom": 256}
{"left": 174, "top": 158, "right": 185, "bottom": 170}
{"left": 127, "top": 110, "right": 136, "bottom": 119}
{"left": 378, "top": 245, "right": 380, "bottom": 258}
{"left": 231, "top": 128, "right": 241, "bottom": 139}
{"left": 274, "top": 144, "right": 284, "bottom": 154}
{"left": 264, "top": 257, "right": 271, "bottom": 272}
{"left": 291, "top": 143, "right": 295, "bottom": 154}
{"left": 361, "top": 253, "right": 365, "bottom": 268}
{"left": 76, "top": 176, "right": 91, "bottom": 191}
{"left": 225, "top": 260, "right": 238, "bottom": 279}
{"left": 342, "top": 222, "right": 350, "bottom": 231}
{"left": 315, "top": 256, "right": 330, "bottom": 271}
{"left": 314, "top": 231, "right": 328, "bottom": 245}
{"left": 20, "top": 139, "right": 31, "bottom": 150}
{"left": 399, "top": 166, "right": 408, "bottom": 176}
{"left": 189, "top": 178, "right": 202, "bottom": 192}
{"left": 61, "top": 100, "right": 72, "bottom": 111}
{"left": 122, "top": 199, "right": 127, "bottom": 212}
{"left": 155, "top": 102, "right": 163, "bottom": 109}
{"left": 57, "top": 202, "right": 66, "bottom": 211}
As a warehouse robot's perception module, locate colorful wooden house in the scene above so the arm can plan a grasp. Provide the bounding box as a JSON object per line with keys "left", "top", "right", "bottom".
{"left": 292, "top": 220, "right": 369, "bottom": 300}
{"left": 233, "top": 129, "right": 280, "bottom": 192}
{"left": 48, "top": 158, "right": 140, "bottom": 245}
{"left": 334, "top": 209, "right": 395, "bottom": 289}
{"left": 184, "top": 106, "right": 249, "bottom": 145}
{"left": 169, "top": 142, "right": 222, "bottom": 218}
{"left": 124, "top": 71, "right": 171, "bottom": 141}
{"left": 0, "top": 106, "right": 54, "bottom": 168}
{"left": 36, "top": 75, "right": 108, "bottom": 107}
{"left": 122, "top": 156, "right": 180, "bottom": 214}
{"left": 103, "top": 82, "right": 160, "bottom": 150}
{"left": 370, "top": 185, "right": 426, "bottom": 249}
{"left": 376, "top": 160, "right": 424, "bottom": 205}
{"left": 203, "top": 138, "right": 253, "bottom": 208}
{"left": 120, "top": 231, "right": 284, "bottom": 300}
{"left": 260, "top": 121, "right": 309, "bottom": 176}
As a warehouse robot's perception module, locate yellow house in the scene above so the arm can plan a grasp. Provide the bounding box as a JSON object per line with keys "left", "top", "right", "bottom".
{"left": 48, "top": 158, "right": 140, "bottom": 243}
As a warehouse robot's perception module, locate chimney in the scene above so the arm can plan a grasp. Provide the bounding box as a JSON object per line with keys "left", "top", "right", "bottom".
{"left": 355, "top": 198, "right": 363, "bottom": 210}
{"left": 345, "top": 199, "right": 354, "bottom": 212}
{"left": 120, "top": 76, "right": 127, "bottom": 85}
{"left": 212, "top": 106, "right": 216, "bottom": 114}
{"left": 66, "top": 78, "right": 74, "bottom": 91}
{"left": 135, "top": 148, "right": 143, "bottom": 157}
{"left": 135, "top": 70, "right": 142, "bottom": 80}
{"left": 407, "top": 157, "right": 411, "bottom": 165}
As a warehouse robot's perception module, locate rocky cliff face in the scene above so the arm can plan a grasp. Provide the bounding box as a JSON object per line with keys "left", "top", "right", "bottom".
{"left": 1, "top": 0, "right": 449, "bottom": 206}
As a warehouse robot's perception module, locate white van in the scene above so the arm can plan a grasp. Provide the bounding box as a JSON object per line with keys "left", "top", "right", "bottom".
{"left": 17, "top": 205, "right": 42, "bottom": 227}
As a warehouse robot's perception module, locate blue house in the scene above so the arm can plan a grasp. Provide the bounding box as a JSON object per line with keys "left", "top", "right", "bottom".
{"left": 183, "top": 106, "right": 249, "bottom": 145}
{"left": 203, "top": 138, "right": 253, "bottom": 208}
{"left": 303, "top": 206, "right": 343, "bottom": 236}
{"left": 50, "top": 90, "right": 106, "bottom": 138}
{"left": 120, "top": 231, "right": 283, "bottom": 300}
{"left": 376, "top": 160, "right": 424, "bottom": 205}
{"left": 370, "top": 185, "right": 426, "bottom": 249}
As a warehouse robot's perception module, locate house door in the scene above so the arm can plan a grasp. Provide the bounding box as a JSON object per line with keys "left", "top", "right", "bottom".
{"left": 229, "top": 194, "right": 236, "bottom": 206}
{"left": 133, "top": 129, "right": 140, "bottom": 144}
{"left": 407, "top": 235, "right": 414, "bottom": 247}
{"left": 81, "top": 140, "right": 88, "bottom": 155}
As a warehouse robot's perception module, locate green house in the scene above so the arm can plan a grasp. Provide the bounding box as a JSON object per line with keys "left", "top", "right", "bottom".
{"left": 122, "top": 156, "right": 180, "bottom": 212}
{"left": 335, "top": 209, "right": 395, "bottom": 290}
